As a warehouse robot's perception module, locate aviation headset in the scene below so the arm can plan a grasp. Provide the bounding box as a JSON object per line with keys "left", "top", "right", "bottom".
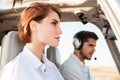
{"left": 73, "top": 31, "right": 98, "bottom": 50}
{"left": 73, "top": 38, "right": 83, "bottom": 50}
{"left": 72, "top": 31, "right": 85, "bottom": 50}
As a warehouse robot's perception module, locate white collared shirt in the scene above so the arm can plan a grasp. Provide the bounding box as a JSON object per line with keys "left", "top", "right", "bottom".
{"left": 59, "top": 54, "right": 92, "bottom": 80}
{"left": 0, "top": 46, "right": 64, "bottom": 80}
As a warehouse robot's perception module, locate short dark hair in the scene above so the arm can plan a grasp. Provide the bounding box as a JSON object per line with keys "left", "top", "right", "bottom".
{"left": 73, "top": 30, "right": 98, "bottom": 49}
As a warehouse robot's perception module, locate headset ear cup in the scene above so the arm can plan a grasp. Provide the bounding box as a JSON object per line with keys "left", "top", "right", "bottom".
{"left": 73, "top": 38, "right": 81, "bottom": 49}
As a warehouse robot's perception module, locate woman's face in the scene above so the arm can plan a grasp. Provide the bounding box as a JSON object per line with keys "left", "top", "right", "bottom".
{"left": 35, "top": 10, "right": 62, "bottom": 47}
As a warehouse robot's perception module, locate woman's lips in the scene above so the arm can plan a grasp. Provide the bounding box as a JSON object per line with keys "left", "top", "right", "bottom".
{"left": 55, "top": 37, "right": 60, "bottom": 41}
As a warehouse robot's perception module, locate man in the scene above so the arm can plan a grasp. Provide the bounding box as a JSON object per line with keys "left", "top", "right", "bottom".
{"left": 59, "top": 30, "right": 99, "bottom": 80}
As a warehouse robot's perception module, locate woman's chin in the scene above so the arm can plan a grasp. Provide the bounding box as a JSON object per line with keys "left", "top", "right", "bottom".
{"left": 50, "top": 43, "right": 59, "bottom": 47}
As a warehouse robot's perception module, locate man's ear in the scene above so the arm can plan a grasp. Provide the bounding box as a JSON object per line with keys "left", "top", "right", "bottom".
{"left": 29, "top": 20, "right": 37, "bottom": 31}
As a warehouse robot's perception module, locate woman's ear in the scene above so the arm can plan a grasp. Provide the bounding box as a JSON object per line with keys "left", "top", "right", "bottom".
{"left": 29, "top": 20, "right": 37, "bottom": 31}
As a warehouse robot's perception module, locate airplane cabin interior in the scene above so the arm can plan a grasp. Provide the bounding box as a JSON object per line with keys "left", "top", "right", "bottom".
{"left": 0, "top": 0, "right": 120, "bottom": 80}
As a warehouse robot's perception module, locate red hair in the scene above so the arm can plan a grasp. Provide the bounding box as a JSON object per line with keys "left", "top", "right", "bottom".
{"left": 18, "top": 2, "right": 61, "bottom": 43}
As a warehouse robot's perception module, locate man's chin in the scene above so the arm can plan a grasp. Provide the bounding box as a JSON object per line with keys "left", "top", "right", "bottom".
{"left": 87, "top": 57, "right": 91, "bottom": 60}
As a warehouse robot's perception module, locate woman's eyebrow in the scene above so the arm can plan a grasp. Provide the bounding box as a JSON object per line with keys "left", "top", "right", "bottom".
{"left": 52, "top": 19, "right": 59, "bottom": 23}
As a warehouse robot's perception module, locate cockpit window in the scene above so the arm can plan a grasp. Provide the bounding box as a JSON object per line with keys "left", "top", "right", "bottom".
{"left": 0, "top": 0, "right": 9, "bottom": 9}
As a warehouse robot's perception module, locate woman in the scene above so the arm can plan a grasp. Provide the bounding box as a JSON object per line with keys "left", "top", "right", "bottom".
{"left": 0, "top": 2, "right": 64, "bottom": 80}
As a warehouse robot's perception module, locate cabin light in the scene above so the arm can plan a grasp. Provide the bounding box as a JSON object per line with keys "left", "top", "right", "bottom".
{"left": 74, "top": 9, "right": 88, "bottom": 25}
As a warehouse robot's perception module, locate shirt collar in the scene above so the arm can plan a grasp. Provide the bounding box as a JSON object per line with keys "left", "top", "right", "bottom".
{"left": 70, "top": 53, "right": 85, "bottom": 67}
{"left": 22, "top": 46, "right": 47, "bottom": 70}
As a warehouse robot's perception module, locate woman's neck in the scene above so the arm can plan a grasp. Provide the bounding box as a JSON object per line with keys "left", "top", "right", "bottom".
{"left": 26, "top": 43, "right": 45, "bottom": 61}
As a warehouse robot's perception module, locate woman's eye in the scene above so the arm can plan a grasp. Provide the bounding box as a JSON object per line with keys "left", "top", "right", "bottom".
{"left": 52, "top": 22, "right": 57, "bottom": 25}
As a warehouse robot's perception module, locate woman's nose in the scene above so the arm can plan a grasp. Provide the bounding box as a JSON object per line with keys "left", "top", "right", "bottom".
{"left": 57, "top": 26, "right": 63, "bottom": 34}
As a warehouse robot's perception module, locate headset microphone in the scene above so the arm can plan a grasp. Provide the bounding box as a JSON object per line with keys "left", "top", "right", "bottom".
{"left": 94, "top": 57, "right": 97, "bottom": 60}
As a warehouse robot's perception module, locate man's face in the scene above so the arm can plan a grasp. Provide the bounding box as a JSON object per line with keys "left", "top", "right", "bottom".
{"left": 80, "top": 38, "right": 97, "bottom": 60}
